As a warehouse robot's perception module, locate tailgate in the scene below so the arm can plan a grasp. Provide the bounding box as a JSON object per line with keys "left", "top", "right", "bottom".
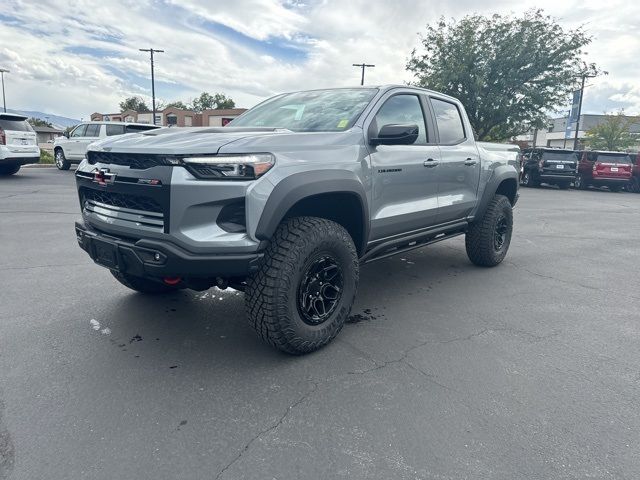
{"left": 595, "top": 162, "right": 632, "bottom": 178}
{"left": 5, "top": 130, "right": 37, "bottom": 146}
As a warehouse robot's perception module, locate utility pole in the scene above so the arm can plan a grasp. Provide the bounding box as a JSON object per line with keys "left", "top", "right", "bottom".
{"left": 139, "top": 48, "right": 164, "bottom": 125}
{"left": 572, "top": 75, "right": 587, "bottom": 151}
{"left": 0, "top": 68, "right": 9, "bottom": 113}
{"left": 352, "top": 63, "right": 375, "bottom": 86}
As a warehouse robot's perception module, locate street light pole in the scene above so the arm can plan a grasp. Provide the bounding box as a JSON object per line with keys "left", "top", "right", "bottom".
{"left": 139, "top": 48, "right": 164, "bottom": 125}
{"left": 0, "top": 68, "right": 9, "bottom": 113}
{"left": 352, "top": 63, "right": 375, "bottom": 86}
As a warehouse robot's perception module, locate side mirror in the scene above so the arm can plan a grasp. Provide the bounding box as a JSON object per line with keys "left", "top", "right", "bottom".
{"left": 370, "top": 123, "right": 419, "bottom": 146}
{"left": 63, "top": 131, "right": 70, "bottom": 138}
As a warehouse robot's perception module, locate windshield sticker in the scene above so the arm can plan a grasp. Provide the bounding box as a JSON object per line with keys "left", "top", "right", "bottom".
{"left": 337, "top": 119, "right": 349, "bottom": 128}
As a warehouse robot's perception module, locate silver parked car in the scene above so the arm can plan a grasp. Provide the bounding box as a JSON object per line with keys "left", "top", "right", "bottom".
{"left": 53, "top": 121, "right": 160, "bottom": 170}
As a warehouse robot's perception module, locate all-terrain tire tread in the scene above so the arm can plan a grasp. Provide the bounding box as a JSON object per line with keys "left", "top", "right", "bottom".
{"left": 245, "top": 216, "right": 358, "bottom": 355}
{"left": 465, "top": 194, "right": 512, "bottom": 267}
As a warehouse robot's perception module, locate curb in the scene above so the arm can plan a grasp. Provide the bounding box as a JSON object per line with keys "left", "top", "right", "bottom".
{"left": 23, "top": 164, "right": 56, "bottom": 168}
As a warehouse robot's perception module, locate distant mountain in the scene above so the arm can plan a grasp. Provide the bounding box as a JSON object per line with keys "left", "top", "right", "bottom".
{"left": 6, "top": 109, "right": 80, "bottom": 130}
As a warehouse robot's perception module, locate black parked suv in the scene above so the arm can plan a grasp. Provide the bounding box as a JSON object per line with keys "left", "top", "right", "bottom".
{"left": 521, "top": 148, "right": 578, "bottom": 189}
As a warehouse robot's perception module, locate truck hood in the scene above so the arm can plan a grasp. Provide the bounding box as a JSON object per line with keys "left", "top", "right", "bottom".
{"left": 87, "top": 127, "right": 293, "bottom": 156}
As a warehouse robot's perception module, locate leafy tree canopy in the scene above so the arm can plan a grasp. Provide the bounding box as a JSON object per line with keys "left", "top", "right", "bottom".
{"left": 191, "top": 92, "right": 235, "bottom": 112}
{"left": 27, "top": 117, "right": 53, "bottom": 128}
{"left": 407, "top": 9, "right": 598, "bottom": 141}
{"left": 119, "top": 96, "right": 150, "bottom": 113}
{"left": 164, "top": 100, "right": 189, "bottom": 110}
{"left": 584, "top": 111, "right": 640, "bottom": 151}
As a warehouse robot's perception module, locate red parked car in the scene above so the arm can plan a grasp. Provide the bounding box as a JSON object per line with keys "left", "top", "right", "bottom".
{"left": 627, "top": 152, "right": 640, "bottom": 193}
{"left": 574, "top": 150, "right": 633, "bottom": 192}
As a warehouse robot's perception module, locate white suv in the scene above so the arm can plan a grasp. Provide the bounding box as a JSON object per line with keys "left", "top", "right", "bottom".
{"left": 0, "top": 113, "right": 40, "bottom": 176}
{"left": 53, "top": 121, "right": 160, "bottom": 170}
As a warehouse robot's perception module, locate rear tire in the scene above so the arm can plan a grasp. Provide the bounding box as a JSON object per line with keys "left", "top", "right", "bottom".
{"left": 522, "top": 170, "right": 539, "bottom": 188}
{"left": 465, "top": 195, "right": 513, "bottom": 267}
{"left": 574, "top": 174, "right": 588, "bottom": 190}
{"left": 246, "top": 216, "right": 359, "bottom": 355}
{"left": 558, "top": 182, "right": 571, "bottom": 190}
{"left": 0, "top": 164, "right": 20, "bottom": 176}
{"left": 55, "top": 149, "right": 71, "bottom": 170}
{"left": 111, "top": 271, "right": 180, "bottom": 294}
{"left": 609, "top": 185, "right": 622, "bottom": 192}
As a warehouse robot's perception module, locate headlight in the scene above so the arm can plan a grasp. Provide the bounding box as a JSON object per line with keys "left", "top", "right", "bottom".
{"left": 182, "top": 153, "right": 275, "bottom": 180}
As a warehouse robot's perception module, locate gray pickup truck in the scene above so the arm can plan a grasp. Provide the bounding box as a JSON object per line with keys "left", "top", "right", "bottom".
{"left": 74, "top": 86, "right": 520, "bottom": 354}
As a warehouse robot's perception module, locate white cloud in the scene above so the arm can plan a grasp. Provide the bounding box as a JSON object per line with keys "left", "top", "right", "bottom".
{"left": 0, "top": 0, "right": 638, "bottom": 119}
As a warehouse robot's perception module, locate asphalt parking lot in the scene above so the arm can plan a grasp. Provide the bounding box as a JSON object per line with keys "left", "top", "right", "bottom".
{"left": 1, "top": 168, "right": 640, "bottom": 479}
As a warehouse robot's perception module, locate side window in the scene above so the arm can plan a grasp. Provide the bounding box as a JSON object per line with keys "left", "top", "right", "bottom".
{"left": 374, "top": 94, "right": 427, "bottom": 145}
{"left": 85, "top": 124, "right": 101, "bottom": 137}
{"left": 430, "top": 98, "right": 466, "bottom": 144}
{"left": 70, "top": 124, "right": 87, "bottom": 137}
{"left": 106, "top": 124, "right": 125, "bottom": 136}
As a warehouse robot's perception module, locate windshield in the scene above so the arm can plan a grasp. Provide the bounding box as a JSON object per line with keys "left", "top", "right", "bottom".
{"left": 230, "top": 88, "right": 378, "bottom": 132}
{"left": 542, "top": 151, "right": 578, "bottom": 162}
{"left": 0, "top": 118, "right": 34, "bottom": 132}
{"left": 596, "top": 154, "right": 632, "bottom": 164}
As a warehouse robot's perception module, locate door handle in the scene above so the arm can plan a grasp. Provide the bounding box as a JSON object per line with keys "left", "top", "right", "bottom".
{"left": 464, "top": 158, "right": 477, "bottom": 166}
{"left": 424, "top": 159, "right": 439, "bottom": 168}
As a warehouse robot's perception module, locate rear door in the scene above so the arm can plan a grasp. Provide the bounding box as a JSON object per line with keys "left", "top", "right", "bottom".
{"left": 429, "top": 97, "right": 480, "bottom": 222}
{"left": 366, "top": 91, "right": 441, "bottom": 240}
{"left": 0, "top": 116, "right": 37, "bottom": 149}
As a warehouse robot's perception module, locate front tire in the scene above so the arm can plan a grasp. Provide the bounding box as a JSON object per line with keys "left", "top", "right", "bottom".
{"left": 0, "top": 164, "right": 20, "bottom": 176}
{"left": 55, "top": 149, "right": 71, "bottom": 170}
{"left": 111, "top": 271, "right": 180, "bottom": 294}
{"left": 246, "top": 217, "right": 359, "bottom": 355}
{"left": 465, "top": 195, "right": 513, "bottom": 267}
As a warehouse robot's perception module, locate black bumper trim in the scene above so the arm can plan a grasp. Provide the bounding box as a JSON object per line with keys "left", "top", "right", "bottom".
{"left": 75, "top": 221, "right": 263, "bottom": 278}
{"left": 2, "top": 156, "right": 40, "bottom": 167}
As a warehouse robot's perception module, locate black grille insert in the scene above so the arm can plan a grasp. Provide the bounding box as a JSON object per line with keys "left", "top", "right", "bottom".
{"left": 87, "top": 151, "right": 177, "bottom": 169}
{"left": 81, "top": 188, "right": 163, "bottom": 214}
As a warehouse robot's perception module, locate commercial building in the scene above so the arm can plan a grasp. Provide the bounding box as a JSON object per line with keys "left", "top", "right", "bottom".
{"left": 90, "top": 108, "right": 246, "bottom": 127}
{"left": 517, "top": 114, "right": 640, "bottom": 149}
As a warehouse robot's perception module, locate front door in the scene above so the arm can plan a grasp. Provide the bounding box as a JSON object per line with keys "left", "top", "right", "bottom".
{"left": 429, "top": 97, "right": 480, "bottom": 222}
{"left": 367, "top": 93, "right": 441, "bottom": 241}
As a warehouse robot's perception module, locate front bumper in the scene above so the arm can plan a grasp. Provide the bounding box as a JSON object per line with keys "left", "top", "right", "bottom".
{"left": 75, "top": 221, "right": 263, "bottom": 279}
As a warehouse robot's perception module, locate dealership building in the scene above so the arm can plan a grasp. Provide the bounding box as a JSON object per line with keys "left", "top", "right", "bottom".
{"left": 517, "top": 114, "right": 640, "bottom": 149}
{"left": 90, "top": 107, "right": 247, "bottom": 127}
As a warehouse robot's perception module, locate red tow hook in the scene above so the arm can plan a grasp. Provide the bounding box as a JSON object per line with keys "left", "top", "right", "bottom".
{"left": 163, "top": 276, "right": 182, "bottom": 286}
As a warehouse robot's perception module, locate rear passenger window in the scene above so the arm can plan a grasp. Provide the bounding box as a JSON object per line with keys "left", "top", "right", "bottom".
{"left": 374, "top": 94, "right": 427, "bottom": 145}
{"left": 431, "top": 98, "right": 466, "bottom": 144}
{"left": 106, "top": 124, "right": 125, "bottom": 136}
{"left": 85, "top": 124, "right": 101, "bottom": 137}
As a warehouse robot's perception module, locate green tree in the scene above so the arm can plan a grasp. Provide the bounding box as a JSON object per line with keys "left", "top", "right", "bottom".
{"left": 27, "top": 117, "right": 53, "bottom": 128}
{"left": 584, "top": 112, "right": 640, "bottom": 151}
{"left": 163, "top": 100, "right": 189, "bottom": 110}
{"left": 191, "top": 92, "right": 235, "bottom": 112}
{"left": 407, "top": 9, "right": 598, "bottom": 141}
{"left": 119, "top": 96, "right": 150, "bottom": 112}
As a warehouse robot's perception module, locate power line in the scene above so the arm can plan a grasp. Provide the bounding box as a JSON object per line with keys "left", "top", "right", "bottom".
{"left": 352, "top": 63, "right": 375, "bottom": 86}
{"left": 139, "top": 48, "right": 164, "bottom": 125}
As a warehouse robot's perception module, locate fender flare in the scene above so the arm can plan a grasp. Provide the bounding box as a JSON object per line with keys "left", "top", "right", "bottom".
{"left": 254, "top": 170, "right": 370, "bottom": 253}
{"left": 472, "top": 166, "right": 519, "bottom": 222}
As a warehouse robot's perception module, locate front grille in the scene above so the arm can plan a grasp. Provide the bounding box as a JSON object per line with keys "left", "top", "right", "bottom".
{"left": 87, "top": 151, "right": 177, "bottom": 169}
{"left": 80, "top": 188, "right": 165, "bottom": 232}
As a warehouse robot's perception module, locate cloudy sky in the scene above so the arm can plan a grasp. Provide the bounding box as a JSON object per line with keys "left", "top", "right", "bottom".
{"left": 1, "top": 0, "right": 638, "bottom": 120}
